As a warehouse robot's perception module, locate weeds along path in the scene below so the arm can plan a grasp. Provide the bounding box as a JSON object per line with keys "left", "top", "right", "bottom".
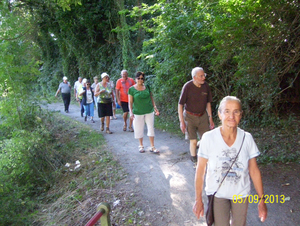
{"left": 46, "top": 102, "right": 299, "bottom": 226}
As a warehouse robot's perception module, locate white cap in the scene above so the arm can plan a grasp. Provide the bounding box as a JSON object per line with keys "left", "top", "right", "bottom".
{"left": 63, "top": 76, "right": 68, "bottom": 81}
{"left": 101, "top": 72, "right": 109, "bottom": 79}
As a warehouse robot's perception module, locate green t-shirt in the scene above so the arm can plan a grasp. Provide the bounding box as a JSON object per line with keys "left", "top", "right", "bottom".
{"left": 128, "top": 85, "right": 154, "bottom": 115}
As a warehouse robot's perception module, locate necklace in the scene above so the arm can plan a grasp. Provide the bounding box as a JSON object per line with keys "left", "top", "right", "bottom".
{"left": 136, "top": 84, "right": 145, "bottom": 91}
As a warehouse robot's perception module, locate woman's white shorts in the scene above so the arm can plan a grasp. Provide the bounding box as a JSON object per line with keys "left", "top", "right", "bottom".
{"left": 133, "top": 112, "right": 155, "bottom": 139}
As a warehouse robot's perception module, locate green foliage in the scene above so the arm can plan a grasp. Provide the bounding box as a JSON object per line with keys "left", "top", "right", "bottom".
{"left": 128, "top": 0, "right": 300, "bottom": 125}
{"left": 127, "top": 1, "right": 216, "bottom": 120}
{"left": 55, "top": 0, "right": 82, "bottom": 11}
{"left": 208, "top": 0, "right": 300, "bottom": 123}
{"left": 3, "top": 0, "right": 299, "bottom": 123}
{"left": 0, "top": 106, "right": 113, "bottom": 225}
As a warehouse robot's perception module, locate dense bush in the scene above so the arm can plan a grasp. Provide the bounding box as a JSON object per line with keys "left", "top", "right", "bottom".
{"left": 127, "top": 0, "right": 300, "bottom": 125}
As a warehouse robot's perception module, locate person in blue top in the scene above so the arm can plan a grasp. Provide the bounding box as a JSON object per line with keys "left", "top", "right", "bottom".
{"left": 128, "top": 71, "right": 160, "bottom": 154}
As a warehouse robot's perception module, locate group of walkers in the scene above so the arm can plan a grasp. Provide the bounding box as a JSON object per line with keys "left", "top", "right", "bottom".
{"left": 56, "top": 66, "right": 268, "bottom": 224}
{"left": 55, "top": 69, "right": 160, "bottom": 154}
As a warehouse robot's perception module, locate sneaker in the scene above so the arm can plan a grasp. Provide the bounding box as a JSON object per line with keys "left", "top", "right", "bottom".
{"left": 84, "top": 116, "right": 87, "bottom": 121}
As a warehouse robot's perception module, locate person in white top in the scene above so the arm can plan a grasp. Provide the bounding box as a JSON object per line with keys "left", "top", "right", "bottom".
{"left": 79, "top": 79, "right": 95, "bottom": 123}
{"left": 74, "top": 77, "right": 82, "bottom": 106}
{"left": 193, "top": 96, "right": 267, "bottom": 225}
{"left": 107, "top": 76, "right": 117, "bottom": 120}
{"left": 91, "top": 76, "right": 99, "bottom": 109}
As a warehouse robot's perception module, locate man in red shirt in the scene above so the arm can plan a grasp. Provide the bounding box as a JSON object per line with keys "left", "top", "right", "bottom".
{"left": 116, "top": 70, "right": 136, "bottom": 132}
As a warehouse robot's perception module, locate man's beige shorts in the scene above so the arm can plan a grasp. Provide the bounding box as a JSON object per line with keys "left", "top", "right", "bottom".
{"left": 184, "top": 111, "right": 209, "bottom": 140}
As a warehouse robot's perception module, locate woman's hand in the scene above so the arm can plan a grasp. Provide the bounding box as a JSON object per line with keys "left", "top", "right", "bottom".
{"left": 129, "top": 112, "right": 134, "bottom": 120}
{"left": 193, "top": 200, "right": 204, "bottom": 219}
{"left": 258, "top": 200, "right": 267, "bottom": 222}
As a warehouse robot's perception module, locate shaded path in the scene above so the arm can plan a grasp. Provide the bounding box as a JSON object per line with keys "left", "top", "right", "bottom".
{"left": 46, "top": 102, "right": 299, "bottom": 226}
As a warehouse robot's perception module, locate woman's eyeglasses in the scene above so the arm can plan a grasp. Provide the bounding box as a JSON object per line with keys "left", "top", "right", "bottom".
{"left": 87, "top": 84, "right": 91, "bottom": 85}
{"left": 137, "top": 77, "right": 144, "bottom": 80}
{"left": 223, "top": 109, "right": 242, "bottom": 116}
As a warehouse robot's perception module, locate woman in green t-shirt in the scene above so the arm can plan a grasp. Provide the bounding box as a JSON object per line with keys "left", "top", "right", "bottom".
{"left": 128, "top": 71, "right": 160, "bottom": 154}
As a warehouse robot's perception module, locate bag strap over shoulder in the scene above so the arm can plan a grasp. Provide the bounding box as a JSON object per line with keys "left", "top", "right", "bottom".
{"left": 215, "top": 133, "right": 246, "bottom": 193}
{"left": 146, "top": 84, "right": 150, "bottom": 92}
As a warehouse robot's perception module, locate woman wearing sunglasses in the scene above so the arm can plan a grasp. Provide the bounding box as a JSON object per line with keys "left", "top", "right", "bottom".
{"left": 128, "top": 71, "right": 160, "bottom": 154}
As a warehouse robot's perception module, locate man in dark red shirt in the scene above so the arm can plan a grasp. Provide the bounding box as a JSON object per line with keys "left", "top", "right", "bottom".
{"left": 178, "top": 67, "right": 215, "bottom": 166}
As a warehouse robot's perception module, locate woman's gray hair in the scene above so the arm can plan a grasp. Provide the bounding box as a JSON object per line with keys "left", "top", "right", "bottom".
{"left": 218, "top": 96, "right": 242, "bottom": 113}
{"left": 191, "top": 67, "right": 204, "bottom": 78}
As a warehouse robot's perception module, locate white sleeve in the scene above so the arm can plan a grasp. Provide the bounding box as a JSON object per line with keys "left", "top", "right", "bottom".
{"left": 198, "top": 133, "right": 210, "bottom": 159}
{"left": 245, "top": 132, "right": 260, "bottom": 159}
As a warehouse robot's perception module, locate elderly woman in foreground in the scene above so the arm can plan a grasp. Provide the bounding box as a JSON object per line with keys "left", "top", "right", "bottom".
{"left": 193, "top": 96, "right": 267, "bottom": 225}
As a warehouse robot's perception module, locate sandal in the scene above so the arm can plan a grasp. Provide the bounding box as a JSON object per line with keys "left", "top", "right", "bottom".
{"left": 106, "top": 128, "right": 113, "bottom": 134}
{"left": 123, "top": 125, "right": 127, "bottom": 131}
{"left": 128, "top": 127, "right": 134, "bottom": 132}
{"left": 139, "top": 146, "right": 145, "bottom": 153}
{"left": 150, "top": 147, "right": 160, "bottom": 154}
{"left": 101, "top": 123, "right": 104, "bottom": 131}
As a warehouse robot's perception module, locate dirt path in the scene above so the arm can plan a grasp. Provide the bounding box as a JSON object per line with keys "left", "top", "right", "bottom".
{"left": 46, "top": 102, "right": 299, "bottom": 226}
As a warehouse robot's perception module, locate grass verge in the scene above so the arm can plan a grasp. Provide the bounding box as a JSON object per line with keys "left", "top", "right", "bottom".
{"left": 34, "top": 111, "right": 149, "bottom": 226}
